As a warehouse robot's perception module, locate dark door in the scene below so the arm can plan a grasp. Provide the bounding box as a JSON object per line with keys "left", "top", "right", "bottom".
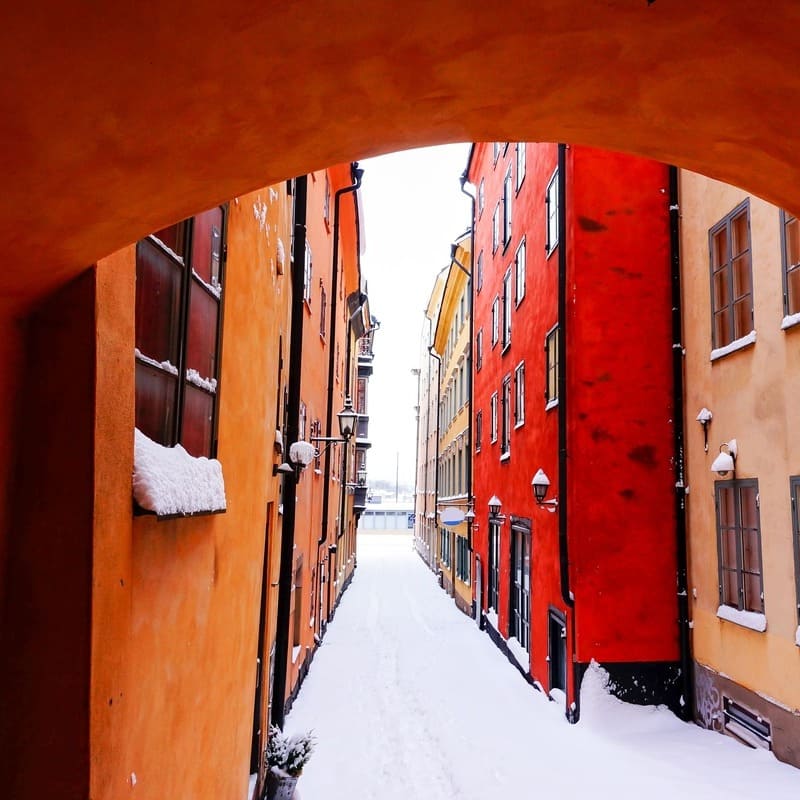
{"left": 548, "top": 609, "right": 567, "bottom": 693}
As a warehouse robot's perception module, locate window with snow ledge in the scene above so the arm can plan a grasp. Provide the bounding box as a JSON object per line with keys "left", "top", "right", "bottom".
{"left": 716, "top": 605, "right": 766, "bottom": 632}
{"left": 133, "top": 429, "right": 226, "bottom": 519}
{"left": 135, "top": 206, "right": 226, "bottom": 459}
{"left": 710, "top": 330, "right": 756, "bottom": 362}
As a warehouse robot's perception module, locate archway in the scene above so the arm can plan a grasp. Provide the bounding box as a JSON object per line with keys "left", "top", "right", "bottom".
{"left": 2, "top": 0, "right": 800, "bottom": 309}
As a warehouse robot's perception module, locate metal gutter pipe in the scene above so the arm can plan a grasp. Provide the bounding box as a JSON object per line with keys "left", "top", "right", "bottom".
{"left": 556, "top": 143, "right": 579, "bottom": 723}
{"left": 317, "top": 164, "right": 363, "bottom": 637}
{"left": 272, "top": 175, "right": 308, "bottom": 728}
{"left": 669, "top": 165, "right": 693, "bottom": 721}
{"left": 428, "top": 345, "right": 443, "bottom": 571}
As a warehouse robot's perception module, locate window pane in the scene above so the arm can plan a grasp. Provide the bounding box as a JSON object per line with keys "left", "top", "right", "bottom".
{"left": 722, "top": 568, "right": 739, "bottom": 607}
{"left": 733, "top": 297, "right": 752, "bottom": 339}
{"left": 718, "top": 486, "right": 734, "bottom": 526}
{"left": 740, "top": 486, "right": 758, "bottom": 528}
{"left": 742, "top": 528, "right": 761, "bottom": 573}
{"left": 788, "top": 266, "right": 800, "bottom": 316}
{"left": 743, "top": 571, "right": 763, "bottom": 613}
{"left": 732, "top": 254, "right": 751, "bottom": 299}
{"left": 720, "top": 528, "right": 738, "bottom": 569}
{"left": 712, "top": 230, "right": 728, "bottom": 269}
{"left": 786, "top": 216, "right": 800, "bottom": 267}
{"left": 713, "top": 269, "right": 730, "bottom": 311}
{"left": 182, "top": 384, "right": 215, "bottom": 458}
{"left": 135, "top": 239, "right": 183, "bottom": 364}
{"left": 152, "top": 222, "right": 187, "bottom": 258}
{"left": 191, "top": 207, "right": 224, "bottom": 284}
{"left": 135, "top": 361, "right": 177, "bottom": 445}
{"left": 731, "top": 212, "right": 749, "bottom": 257}
{"left": 185, "top": 280, "right": 220, "bottom": 381}
{"left": 714, "top": 307, "right": 731, "bottom": 347}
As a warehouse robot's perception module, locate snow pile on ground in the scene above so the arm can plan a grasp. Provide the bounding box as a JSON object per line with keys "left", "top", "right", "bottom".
{"left": 133, "top": 428, "right": 226, "bottom": 516}
{"left": 285, "top": 532, "right": 799, "bottom": 800}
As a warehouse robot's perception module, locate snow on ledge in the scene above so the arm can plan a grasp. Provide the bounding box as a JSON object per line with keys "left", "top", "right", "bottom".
{"left": 485, "top": 609, "right": 499, "bottom": 633}
{"left": 716, "top": 605, "right": 767, "bottom": 632}
{"left": 133, "top": 428, "right": 226, "bottom": 517}
{"left": 710, "top": 330, "right": 756, "bottom": 361}
{"left": 782, "top": 312, "right": 800, "bottom": 331}
{"left": 795, "top": 626, "right": 800, "bottom": 647}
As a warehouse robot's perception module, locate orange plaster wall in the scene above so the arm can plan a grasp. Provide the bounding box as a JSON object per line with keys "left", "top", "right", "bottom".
{"left": 88, "top": 184, "right": 291, "bottom": 800}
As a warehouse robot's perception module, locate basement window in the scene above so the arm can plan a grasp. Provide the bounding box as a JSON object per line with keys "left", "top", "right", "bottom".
{"left": 722, "top": 697, "right": 771, "bottom": 750}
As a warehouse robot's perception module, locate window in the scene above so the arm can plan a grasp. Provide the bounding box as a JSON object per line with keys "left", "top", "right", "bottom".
{"left": 135, "top": 206, "right": 225, "bottom": 458}
{"left": 439, "top": 528, "right": 451, "bottom": 566}
{"left": 510, "top": 522, "right": 531, "bottom": 651}
{"left": 490, "top": 392, "right": 498, "bottom": 443}
{"left": 502, "top": 269, "right": 512, "bottom": 349}
{"left": 515, "top": 238, "right": 526, "bottom": 304}
{"left": 710, "top": 200, "right": 753, "bottom": 349}
{"left": 493, "top": 142, "right": 501, "bottom": 164}
{"left": 323, "top": 172, "right": 331, "bottom": 225}
{"left": 546, "top": 169, "right": 559, "bottom": 255}
{"left": 501, "top": 376, "right": 511, "bottom": 457}
{"left": 456, "top": 535, "right": 471, "bottom": 583}
{"left": 491, "top": 296, "right": 500, "bottom": 346}
{"left": 791, "top": 477, "right": 800, "bottom": 624}
{"left": 476, "top": 250, "right": 484, "bottom": 292}
{"left": 303, "top": 241, "right": 313, "bottom": 304}
{"left": 492, "top": 203, "right": 500, "bottom": 253}
{"left": 476, "top": 328, "right": 483, "bottom": 371}
{"left": 715, "top": 479, "right": 763, "bottom": 614}
{"left": 545, "top": 324, "right": 559, "bottom": 407}
{"left": 475, "top": 410, "right": 483, "bottom": 452}
{"left": 781, "top": 210, "right": 800, "bottom": 318}
{"left": 478, "top": 178, "right": 485, "bottom": 218}
{"left": 515, "top": 143, "right": 526, "bottom": 192}
{"left": 514, "top": 362, "right": 525, "bottom": 427}
{"left": 503, "top": 166, "right": 513, "bottom": 247}
{"left": 488, "top": 521, "right": 500, "bottom": 611}
{"left": 319, "top": 284, "right": 327, "bottom": 338}
{"left": 298, "top": 401, "right": 307, "bottom": 441}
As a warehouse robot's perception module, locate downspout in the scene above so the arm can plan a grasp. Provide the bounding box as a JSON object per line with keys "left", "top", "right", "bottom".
{"left": 459, "top": 170, "right": 476, "bottom": 542}
{"left": 422, "top": 325, "right": 432, "bottom": 565}
{"left": 669, "top": 165, "right": 693, "bottom": 720}
{"left": 450, "top": 241, "right": 472, "bottom": 602}
{"left": 556, "top": 143, "right": 578, "bottom": 723}
{"left": 271, "top": 175, "right": 308, "bottom": 729}
{"left": 317, "top": 164, "right": 363, "bottom": 637}
{"left": 411, "top": 366, "right": 422, "bottom": 553}
{"left": 428, "top": 346, "right": 443, "bottom": 573}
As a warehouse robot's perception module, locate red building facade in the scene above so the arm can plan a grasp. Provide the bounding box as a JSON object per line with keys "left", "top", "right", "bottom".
{"left": 468, "top": 142, "right": 683, "bottom": 719}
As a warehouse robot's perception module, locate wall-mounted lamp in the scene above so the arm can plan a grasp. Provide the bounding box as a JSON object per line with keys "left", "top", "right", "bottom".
{"left": 710, "top": 439, "right": 737, "bottom": 478}
{"left": 307, "top": 397, "right": 358, "bottom": 459}
{"left": 531, "top": 469, "right": 559, "bottom": 512}
{"left": 488, "top": 495, "right": 505, "bottom": 520}
{"left": 696, "top": 407, "right": 713, "bottom": 452}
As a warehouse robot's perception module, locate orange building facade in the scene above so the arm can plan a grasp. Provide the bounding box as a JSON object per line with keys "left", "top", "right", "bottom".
{"left": 0, "top": 164, "right": 372, "bottom": 800}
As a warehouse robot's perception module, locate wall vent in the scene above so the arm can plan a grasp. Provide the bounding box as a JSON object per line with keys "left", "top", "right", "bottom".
{"left": 723, "top": 697, "right": 771, "bottom": 750}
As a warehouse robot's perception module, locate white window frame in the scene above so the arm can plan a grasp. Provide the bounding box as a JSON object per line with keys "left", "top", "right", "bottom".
{"left": 491, "top": 296, "right": 499, "bottom": 346}
{"left": 546, "top": 169, "right": 559, "bottom": 256}
{"left": 514, "top": 361, "right": 525, "bottom": 428}
{"left": 515, "top": 238, "right": 526, "bottom": 305}
{"left": 515, "top": 143, "right": 526, "bottom": 192}
{"left": 502, "top": 268, "right": 512, "bottom": 350}
{"left": 490, "top": 392, "right": 498, "bottom": 443}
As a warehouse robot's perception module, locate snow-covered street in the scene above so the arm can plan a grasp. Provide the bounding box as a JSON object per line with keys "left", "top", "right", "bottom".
{"left": 285, "top": 533, "right": 797, "bottom": 799}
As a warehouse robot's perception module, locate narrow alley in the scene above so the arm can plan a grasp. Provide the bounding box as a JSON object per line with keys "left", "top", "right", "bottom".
{"left": 285, "top": 532, "right": 797, "bottom": 800}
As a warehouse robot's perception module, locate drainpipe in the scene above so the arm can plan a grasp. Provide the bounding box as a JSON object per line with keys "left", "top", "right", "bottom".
{"left": 428, "top": 346, "right": 443, "bottom": 574}
{"left": 272, "top": 175, "right": 308, "bottom": 729}
{"left": 422, "top": 323, "right": 433, "bottom": 565}
{"left": 317, "top": 164, "right": 363, "bottom": 638}
{"left": 669, "top": 165, "right": 693, "bottom": 720}
{"left": 411, "top": 366, "right": 422, "bottom": 553}
{"left": 459, "top": 171, "right": 476, "bottom": 609}
{"left": 556, "top": 143, "right": 578, "bottom": 723}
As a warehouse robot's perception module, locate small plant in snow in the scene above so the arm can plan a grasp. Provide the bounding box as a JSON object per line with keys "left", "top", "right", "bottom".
{"left": 266, "top": 725, "right": 316, "bottom": 777}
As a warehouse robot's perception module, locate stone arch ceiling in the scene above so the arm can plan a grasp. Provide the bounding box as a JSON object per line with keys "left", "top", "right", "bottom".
{"left": 3, "top": 0, "right": 799, "bottom": 309}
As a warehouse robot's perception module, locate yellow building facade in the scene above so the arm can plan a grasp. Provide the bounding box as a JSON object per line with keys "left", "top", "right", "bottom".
{"left": 432, "top": 234, "right": 473, "bottom": 616}
{"left": 680, "top": 171, "right": 800, "bottom": 764}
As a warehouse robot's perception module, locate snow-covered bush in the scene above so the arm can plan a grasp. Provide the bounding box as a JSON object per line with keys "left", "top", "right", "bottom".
{"left": 265, "top": 725, "right": 316, "bottom": 777}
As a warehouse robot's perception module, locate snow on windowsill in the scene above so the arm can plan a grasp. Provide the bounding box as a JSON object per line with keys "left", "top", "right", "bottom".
{"left": 545, "top": 398, "right": 559, "bottom": 412}
{"left": 795, "top": 626, "right": 800, "bottom": 647}
{"left": 133, "top": 428, "right": 226, "bottom": 518}
{"left": 782, "top": 312, "right": 800, "bottom": 331}
{"left": 500, "top": 451, "right": 511, "bottom": 462}
{"left": 292, "top": 645, "right": 302, "bottom": 663}
{"left": 716, "top": 605, "right": 767, "bottom": 632}
{"left": 507, "top": 636, "right": 530, "bottom": 672}
{"left": 710, "top": 330, "right": 756, "bottom": 362}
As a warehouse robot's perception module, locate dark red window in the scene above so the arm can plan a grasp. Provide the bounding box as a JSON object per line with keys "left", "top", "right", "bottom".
{"left": 135, "top": 206, "right": 226, "bottom": 458}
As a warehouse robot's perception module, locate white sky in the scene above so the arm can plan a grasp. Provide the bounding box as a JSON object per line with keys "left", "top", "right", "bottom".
{"left": 360, "top": 144, "right": 472, "bottom": 487}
